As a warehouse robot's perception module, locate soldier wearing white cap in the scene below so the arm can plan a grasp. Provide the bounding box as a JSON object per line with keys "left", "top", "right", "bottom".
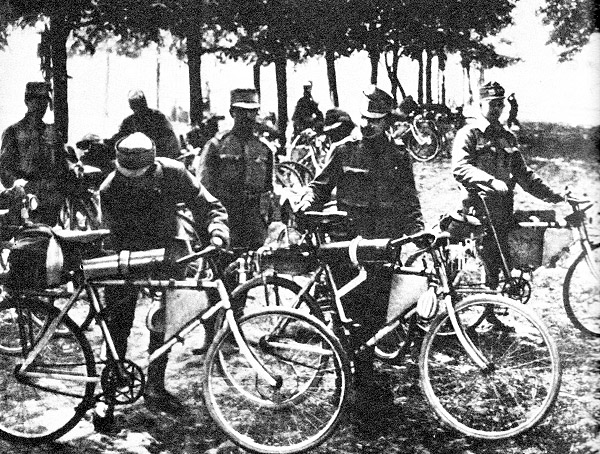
{"left": 0, "top": 82, "right": 72, "bottom": 225}
{"left": 297, "top": 86, "right": 424, "bottom": 417}
{"left": 197, "top": 88, "right": 275, "bottom": 253}
{"left": 99, "top": 131, "right": 228, "bottom": 419}
{"left": 453, "top": 81, "right": 562, "bottom": 289}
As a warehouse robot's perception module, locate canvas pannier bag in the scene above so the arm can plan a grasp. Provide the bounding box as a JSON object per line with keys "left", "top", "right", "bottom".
{"left": 7, "top": 224, "right": 64, "bottom": 289}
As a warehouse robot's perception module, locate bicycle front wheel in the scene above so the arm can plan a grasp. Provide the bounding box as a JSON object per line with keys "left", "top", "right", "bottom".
{"left": 0, "top": 299, "right": 96, "bottom": 444}
{"left": 419, "top": 294, "right": 561, "bottom": 439}
{"left": 563, "top": 243, "right": 600, "bottom": 336}
{"left": 203, "top": 308, "right": 350, "bottom": 454}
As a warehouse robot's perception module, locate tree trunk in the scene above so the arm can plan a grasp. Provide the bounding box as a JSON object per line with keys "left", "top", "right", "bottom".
{"left": 325, "top": 50, "right": 339, "bottom": 107}
{"left": 425, "top": 49, "right": 433, "bottom": 105}
{"left": 49, "top": 12, "right": 69, "bottom": 142}
{"left": 253, "top": 59, "right": 261, "bottom": 97}
{"left": 156, "top": 47, "right": 161, "bottom": 110}
{"left": 275, "top": 56, "right": 288, "bottom": 145}
{"left": 369, "top": 48, "right": 379, "bottom": 85}
{"left": 187, "top": 27, "right": 204, "bottom": 125}
{"left": 417, "top": 52, "right": 424, "bottom": 104}
{"left": 438, "top": 53, "right": 446, "bottom": 105}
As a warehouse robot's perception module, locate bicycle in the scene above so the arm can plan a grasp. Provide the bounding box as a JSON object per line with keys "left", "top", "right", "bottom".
{"left": 435, "top": 191, "right": 599, "bottom": 336}
{"left": 390, "top": 113, "right": 442, "bottom": 162}
{"left": 0, "top": 232, "right": 349, "bottom": 454}
{"left": 235, "top": 210, "right": 562, "bottom": 439}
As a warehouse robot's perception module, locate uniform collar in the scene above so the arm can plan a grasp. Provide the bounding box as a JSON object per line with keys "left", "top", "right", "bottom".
{"left": 472, "top": 115, "right": 503, "bottom": 134}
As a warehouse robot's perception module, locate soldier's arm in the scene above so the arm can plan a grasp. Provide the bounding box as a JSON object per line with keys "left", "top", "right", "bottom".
{"left": 512, "top": 151, "right": 561, "bottom": 202}
{"left": 0, "top": 127, "right": 21, "bottom": 186}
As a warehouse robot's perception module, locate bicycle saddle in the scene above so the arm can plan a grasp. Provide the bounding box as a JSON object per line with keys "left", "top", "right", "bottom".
{"left": 53, "top": 228, "right": 111, "bottom": 244}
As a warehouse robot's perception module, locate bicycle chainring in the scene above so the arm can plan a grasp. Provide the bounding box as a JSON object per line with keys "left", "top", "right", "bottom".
{"left": 501, "top": 276, "right": 532, "bottom": 304}
{"left": 101, "top": 360, "right": 145, "bottom": 405}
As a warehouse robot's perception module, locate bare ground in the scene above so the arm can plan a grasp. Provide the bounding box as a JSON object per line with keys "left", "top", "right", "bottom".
{"left": 1, "top": 122, "right": 598, "bottom": 454}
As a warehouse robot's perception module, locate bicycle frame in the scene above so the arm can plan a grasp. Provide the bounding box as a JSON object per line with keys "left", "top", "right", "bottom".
{"left": 285, "top": 219, "right": 491, "bottom": 370}
{"left": 16, "top": 247, "right": 279, "bottom": 388}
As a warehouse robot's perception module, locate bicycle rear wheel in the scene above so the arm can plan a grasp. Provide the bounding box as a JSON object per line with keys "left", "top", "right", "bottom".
{"left": 0, "top": 299, "right": 96, "bottom": 443}
{"left": 563, "top": 243, "right": 600, "bottom": 336}
{"left": 419, "top": 294, "right": 561, "bottom": 439}
{"left": 203, "top": 308, "right": 349, "bottom": 454}
{"left": 406, "top": 120, "right": 441, "bottom": 162}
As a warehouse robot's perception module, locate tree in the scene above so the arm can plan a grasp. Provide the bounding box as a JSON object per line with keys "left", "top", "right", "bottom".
{"left": 538, "top": 0, "right": 599, "bottom": 61}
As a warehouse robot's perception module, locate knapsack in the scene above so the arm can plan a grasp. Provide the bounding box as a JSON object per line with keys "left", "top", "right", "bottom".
{"left": 7, "top": 224, "right": 65, "bottom": 289}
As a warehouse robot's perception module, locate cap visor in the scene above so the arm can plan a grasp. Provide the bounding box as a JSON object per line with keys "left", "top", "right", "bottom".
{"left": 361, "top": 111, "right": 387, "bottom": 119}
{"left": 231, "top": 102, "right": 260, "bottom": 109}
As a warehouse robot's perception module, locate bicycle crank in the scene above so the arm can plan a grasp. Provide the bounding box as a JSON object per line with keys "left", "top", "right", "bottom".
{"left": 501, "top": 276, "right": 532, "bottom": 304}
{"left": 100, "top": 360, "right": 145, "bottom": 405}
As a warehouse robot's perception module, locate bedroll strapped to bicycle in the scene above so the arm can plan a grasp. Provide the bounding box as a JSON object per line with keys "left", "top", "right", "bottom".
{"left": 7, "top": 223, "right": 65, "bottom": 289}
{"left": 81, "top": 248, "right": 166, "bottom": 280}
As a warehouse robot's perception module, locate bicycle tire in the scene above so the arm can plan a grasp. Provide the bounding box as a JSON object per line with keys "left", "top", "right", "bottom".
{"left": 275, "top": 161, "right": 314, "bottom": 188}
{"left": 231, "top": 275, "right": 324, "bottom": 321}
{"left": 203, "top": 307, "right": 350, "bottom": 454}
{"left": 419, "top": 294, "right": 561, "bottom": 439}
{"left": 563, "top": 242, "right": 600, "bottom": 336}
{"left": 0, "top": 299, "right": 96, "bottom": 443}
{"left": 406, "top": 121, "right": 441, "bottom": 162}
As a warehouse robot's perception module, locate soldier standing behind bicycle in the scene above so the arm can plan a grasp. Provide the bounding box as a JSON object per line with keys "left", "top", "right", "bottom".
{"left": 297, "top": 86, "right": 424, "bottom": 430}
{"left": 452, "top": 81, "right": 563, "bottom": 290}
{"left": 0, "top": 82, "right": 76, "bottom": 226}
{"left": 197, "top": 88, "right": 276, "bottom": 255}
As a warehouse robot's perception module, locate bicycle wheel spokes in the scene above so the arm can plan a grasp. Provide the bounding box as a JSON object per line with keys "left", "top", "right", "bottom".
{"left": 420, "top": 295, "right": 561, "bottom": 439}
{"left": 563, "top": 244, "right": 600, "bottom": 336}
{"left": 0, "top": 300, "right": 96, "bottom": 443}
{"left": 204, "top": 308, "right": 349, "bottom": 454}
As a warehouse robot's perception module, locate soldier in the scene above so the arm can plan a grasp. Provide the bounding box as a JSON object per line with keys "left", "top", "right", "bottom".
{"left": 197, "top": 88, "right": 275, "bottom": 253}
{"left": 106, "top": 89, "right": 180, "bottom": 160}
{"left": 291, "top": 80, "right": 324, "bottom": 138}
{"left": 99, "top": 132, "right": 229, "bottom": 421}
{"left": 297, "top": 86, "right": 424, "bottom": 423}
{"left": 452, "top": 81, "right": 562, "bottom": 290}
{"left": 0, "top": 82, "right": 73, "bottom": 226}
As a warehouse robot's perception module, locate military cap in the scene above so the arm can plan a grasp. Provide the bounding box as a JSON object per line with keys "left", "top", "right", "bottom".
{"left": 76, "top": 133, "right": 102, "bottom": 150}
{"left": 115, "top": 132, "right": 156, "bottom": 170}
{"left": 230, "top": 88, "right": 260, "bottom": 109}
{"left": 361, "top": 85, "right": 396, "bottom": 119}
{"left": 323, "top": 108, "right": 353, "bottom": 131}
{"left": 24, "top": 82, "right": 51, "bottom": 100}
{"left": 479, "top": 81, "right": 506, "bottom": 100}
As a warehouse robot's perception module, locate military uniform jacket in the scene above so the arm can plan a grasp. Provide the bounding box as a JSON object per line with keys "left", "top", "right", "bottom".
{"left": 100, "top": 157, "right": 228, "bottom": 251}
{"left": 198, "top": 129, "right": 274, "bottom": 203}
{"left": 304, "top": 136, "right": 424, "bottom": 239}
{"left": 452, "top": 117, "right": 558, "bottom": 223}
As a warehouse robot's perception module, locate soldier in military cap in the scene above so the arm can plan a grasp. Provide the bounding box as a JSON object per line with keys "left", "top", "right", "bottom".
{"left": 291, "top": 79, "right": 324, "bottom": 138}
{"left": 297, "top": 86, "right": 424, "bottom": 420}
{"left": 0, "top": 81, "right": 73, "bottom": 225}
{"left": 197, "top": 88, "right": 276, "bottom": 255}
{"left": 452, "top": 81, "right": 562, "bottom": 289}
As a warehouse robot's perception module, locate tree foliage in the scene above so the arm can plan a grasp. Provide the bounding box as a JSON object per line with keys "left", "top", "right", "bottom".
{"left": 538, "top": 0, "right": 599, "bottom": 61}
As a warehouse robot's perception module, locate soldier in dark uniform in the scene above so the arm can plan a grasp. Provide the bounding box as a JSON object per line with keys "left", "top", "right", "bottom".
{"left": 452, "top": 81, "right": 562, "bottom": 289}
{"left": 291, "top": 80, "right": 324, "bottom": 138}
{"left": 0, "top": 82, "right": 73, "bottom": 226}
{"left": 297, "top": 86, "right": 424, "bottom": 416}
{"left": 106, "top": 89, "right": 180, "bottom": 160}
{"left": 197, "top": 88, "right": 275, "bottom": 252}
{"left": 100, "top": 132, "right": 229, "bottom": 420}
